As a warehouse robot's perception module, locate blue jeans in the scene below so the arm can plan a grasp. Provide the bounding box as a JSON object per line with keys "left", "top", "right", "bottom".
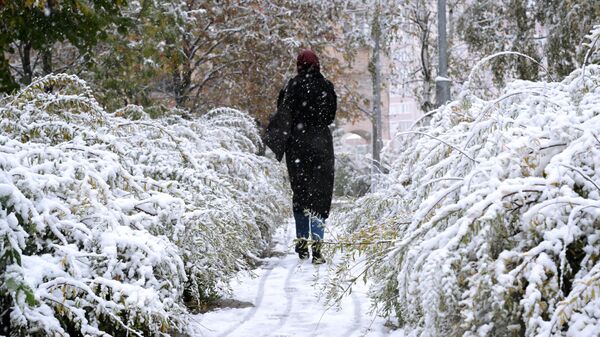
{"left": 294, "top": 211, "right": 325, "bottom": 241}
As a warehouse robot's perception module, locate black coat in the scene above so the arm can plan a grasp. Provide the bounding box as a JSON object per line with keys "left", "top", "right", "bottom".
{"left": 264, "top": 70, "right": 337, "bottom": 219}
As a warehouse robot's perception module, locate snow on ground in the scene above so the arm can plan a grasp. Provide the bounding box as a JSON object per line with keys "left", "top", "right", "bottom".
{"left": 191, "top": 219, "right": 404, "bottom": 337}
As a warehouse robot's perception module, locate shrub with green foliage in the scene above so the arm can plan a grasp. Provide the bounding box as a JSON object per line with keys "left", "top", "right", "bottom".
{"left": 0, "top": 74, "right": 288, "bottom": 336}
{"left": 325, "top": 28, "right": 600, "bottom": 337}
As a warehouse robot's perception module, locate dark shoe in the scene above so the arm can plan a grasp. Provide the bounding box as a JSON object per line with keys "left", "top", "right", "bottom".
{"left": 298, "top": 249, "right": 309, "bottom": 260}
{"left": 312, "top": 253, "right": 326, "bottom": 264}
{"left": 311, "top": 243, "right": 325, "bottom": 264}
{"left": 295, "top": 238, "right": 309, "bottom": 259}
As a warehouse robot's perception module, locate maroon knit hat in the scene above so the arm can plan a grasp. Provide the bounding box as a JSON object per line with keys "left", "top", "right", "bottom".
{"left": 297, "top": 49, "right": 320, "bottom": 73}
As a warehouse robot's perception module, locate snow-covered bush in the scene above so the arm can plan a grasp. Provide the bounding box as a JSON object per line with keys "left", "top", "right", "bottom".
{"left": 0, "top": 74, "right": 288, "bottom": 336}
{"left": 326, "top": 58, "right": 600, "bottom": 335}
{"left": 332, "top": 129, "right": 372, "bottom": 198}
{"left": 333, "top": 152, "right": 371, "bottom": 197}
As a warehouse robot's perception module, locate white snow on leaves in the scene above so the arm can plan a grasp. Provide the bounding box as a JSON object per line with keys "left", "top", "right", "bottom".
{"left": 0, "top": 74, "right": 289, "bottom": 336}
{"left": 328, "top": 63, "right": 600, "bottom": 337}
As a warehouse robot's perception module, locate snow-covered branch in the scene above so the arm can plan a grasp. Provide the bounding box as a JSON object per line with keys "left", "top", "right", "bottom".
{"left": 326, "top": 56, "right": 600, "bottom": 336}
{"left": 0, "top": 74, "right": 289, "bottom": 336}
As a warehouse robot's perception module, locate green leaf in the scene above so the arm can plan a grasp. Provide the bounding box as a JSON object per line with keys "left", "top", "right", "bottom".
{"left": 5, "top": 277, "right": 19, "bottom": 292}
{"left": 24, "top": 286, "right": 36, "bottom": 306}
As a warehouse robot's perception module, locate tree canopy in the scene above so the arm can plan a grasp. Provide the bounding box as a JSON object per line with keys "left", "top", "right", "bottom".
{"left": 0, "top": 0, "right": 129, "bottom": 88}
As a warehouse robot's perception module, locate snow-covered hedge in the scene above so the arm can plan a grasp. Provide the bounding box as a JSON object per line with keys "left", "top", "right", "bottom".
{"left": 333, "top": 129, "right": 371, "bottom": 198}
{"left": 327, "top": 61, "right": 600, "bottom": 335}
{"left": 0, "top": 74, "right": 288, "bottom": 336}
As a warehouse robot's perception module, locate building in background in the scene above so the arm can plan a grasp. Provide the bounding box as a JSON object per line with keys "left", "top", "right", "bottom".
{"left": 337, "top": 49, "right": 423, "bottom": 157}
{"left": 337, "top": 49, "right": 388, "bottom": 158}
{"left": 388, "top": 95, "right": 421, "bottom": 151}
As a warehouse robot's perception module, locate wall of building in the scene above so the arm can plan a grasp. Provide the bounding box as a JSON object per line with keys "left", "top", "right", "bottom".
{"left": 339, "top": 48, "right": 390, "bottom": 152}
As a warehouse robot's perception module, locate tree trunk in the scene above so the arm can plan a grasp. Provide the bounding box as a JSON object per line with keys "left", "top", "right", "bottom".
{"left": 417, "top": 3, "right": 433, "bottom": 112}
{"left": 173, "top": 68, "right": 185, "bottom": 107}
{"left": 370, "top": 5, "right": 383, "bottom": 183}
{"left": 42, "top": 49, "right": 52, "bottom": 75}
{"left": 173, "top": 35, "right": 193, "bottom": 108}
{"left": 42, "top": 0, "right": 54, "bottom": 75}
{"left": 21, "top": 42, "right": 32, "bottom": 85}
{"left": 436, "top": 0, "right": 450, "bottom": 107}
{"left": 421, "top": 33, "right": 432, "bottom": 112}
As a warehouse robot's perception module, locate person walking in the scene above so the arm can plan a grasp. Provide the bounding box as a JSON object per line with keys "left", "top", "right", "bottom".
{"left": 264, "top": 49, "right": 337, "bottom": 264}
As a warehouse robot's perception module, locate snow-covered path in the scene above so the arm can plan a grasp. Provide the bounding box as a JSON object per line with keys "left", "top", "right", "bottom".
{"left": 191, "top": 220, "right": 404, "bottom": 337}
